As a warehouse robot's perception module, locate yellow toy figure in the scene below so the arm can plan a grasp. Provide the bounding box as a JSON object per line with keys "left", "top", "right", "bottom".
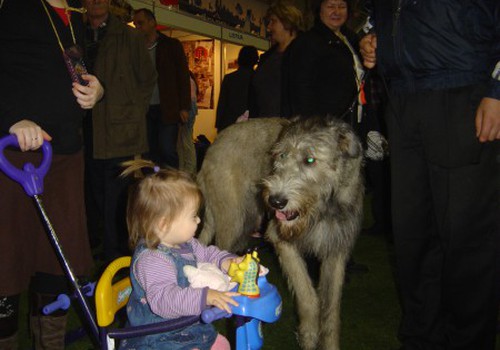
{"left": 228, "top": 250, "right": 260, "bottom": 298}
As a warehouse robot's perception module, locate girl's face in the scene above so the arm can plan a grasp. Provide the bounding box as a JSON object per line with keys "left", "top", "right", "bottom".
{"left": 157, "top": 201, "right": 201, "bottom": 248}
{"left": 320, "top": 0, "right": 348, "bottom": 33}
{"left": 267, "top": 14, "right": 289, "bottom": 45}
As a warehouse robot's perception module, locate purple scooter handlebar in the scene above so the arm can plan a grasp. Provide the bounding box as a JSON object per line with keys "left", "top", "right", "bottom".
{"left": 201, "top": 307, "right": 232, "bottom": 324}
{"left": 0, "top": 134, "right": 100, "bottom": 340}
{"left": 43, "top": 294, "right": 71, "bottom": 315}
{"left": 0, "top": 134, "right": 52, "bottom": 196}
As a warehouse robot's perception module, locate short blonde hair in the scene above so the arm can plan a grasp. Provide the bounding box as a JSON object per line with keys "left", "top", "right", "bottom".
{"left": 121, "top": 159, "right": 202, "bottom": 250}
{"left": 267, "top": 2, "right": 305, "bottom": 34}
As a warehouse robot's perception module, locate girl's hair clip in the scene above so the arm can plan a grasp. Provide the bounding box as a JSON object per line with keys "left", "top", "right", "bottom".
{"left": 153, "top": 165, "right": 160, "bottom": 173}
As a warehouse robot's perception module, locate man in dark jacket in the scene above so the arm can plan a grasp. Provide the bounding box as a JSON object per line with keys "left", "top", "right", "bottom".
{"left": 83, "top": 0, "right": 156, "bottom": 261}
{"left": 360, "top": 1, "right": 499, "bottom": 349}
{"left": 133, "top": 8, "right": 191, "bottom": 168}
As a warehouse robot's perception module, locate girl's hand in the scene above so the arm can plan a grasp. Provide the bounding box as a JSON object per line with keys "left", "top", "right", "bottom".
{"left": 221, "top": 256, "right": 244, "bottom": 272}
{"left": 9, "top": 120, "right": 52, "bottom": 152}
{"left": 72, "top": 74, "right": 104, "bottom": 110}
{"left": 206, "top": 289, "right": 239, "bottom": 314}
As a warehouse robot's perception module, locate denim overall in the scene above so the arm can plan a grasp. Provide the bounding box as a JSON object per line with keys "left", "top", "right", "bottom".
{"left": 119, "top": 242, "right": 217, "bottom": 350}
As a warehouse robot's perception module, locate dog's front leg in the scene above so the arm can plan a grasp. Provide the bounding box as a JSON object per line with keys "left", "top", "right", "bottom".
{"left": 274, "top": 240, "right": 319, "bottom": 350}
{"left": 317, "top": 253, "right": 347, "bottom": 350}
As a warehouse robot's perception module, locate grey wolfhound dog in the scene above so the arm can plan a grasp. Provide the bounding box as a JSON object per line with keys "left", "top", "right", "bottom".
{"left": 197, "top": 117, "right": 364, "bottom": 350}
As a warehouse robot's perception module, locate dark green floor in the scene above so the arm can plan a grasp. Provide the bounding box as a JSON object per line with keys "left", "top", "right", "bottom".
{"left": 255, "top": 232, "right": 401, "bottom": 350}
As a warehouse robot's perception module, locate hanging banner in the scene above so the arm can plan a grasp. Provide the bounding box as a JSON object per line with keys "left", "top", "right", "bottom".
{"left": 179, "top": 0, "right": 268, "bottom": 38}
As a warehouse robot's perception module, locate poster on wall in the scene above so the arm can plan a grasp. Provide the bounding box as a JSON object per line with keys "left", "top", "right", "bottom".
{"left": 179, "top": 0, "right": 268, "bottom": 37}
{"left": 182, "top": 39, "right": 215, "bottom": 109}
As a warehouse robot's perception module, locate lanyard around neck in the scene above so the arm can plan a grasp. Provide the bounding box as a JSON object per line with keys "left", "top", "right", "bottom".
{"left": 40, "top": 0, "right": 77, "bottom": 52}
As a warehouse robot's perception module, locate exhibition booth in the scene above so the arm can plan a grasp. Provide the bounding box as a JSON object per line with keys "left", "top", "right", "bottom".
{"left": 128, "top": 0, "right": 271, "bottom": 142}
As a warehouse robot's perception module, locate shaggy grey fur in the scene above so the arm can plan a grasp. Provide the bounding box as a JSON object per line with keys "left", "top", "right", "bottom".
{"left": 197, "top": 117, "right": 364, "bottom": 350}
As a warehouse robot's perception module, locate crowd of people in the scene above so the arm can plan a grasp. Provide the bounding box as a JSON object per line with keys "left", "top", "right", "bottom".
{"left": 0, "top": 0, "right": 498, "bottom": 349}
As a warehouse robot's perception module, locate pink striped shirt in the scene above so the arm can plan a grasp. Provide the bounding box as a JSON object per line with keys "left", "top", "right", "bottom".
{"left": 133, "top": 238, "right": 236, "bottom": 319}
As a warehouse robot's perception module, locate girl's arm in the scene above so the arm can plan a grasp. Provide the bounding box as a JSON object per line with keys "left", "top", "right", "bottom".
{"left": 190, "top": 238, "right": 237, "bottom": 271}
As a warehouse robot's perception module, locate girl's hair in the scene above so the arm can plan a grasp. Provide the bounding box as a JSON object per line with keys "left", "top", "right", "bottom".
{"left": 266, "top": 2, "right": 305, "bottom": 34}
{"left": 121, "top": 159, "right": 202, "bottom": 250}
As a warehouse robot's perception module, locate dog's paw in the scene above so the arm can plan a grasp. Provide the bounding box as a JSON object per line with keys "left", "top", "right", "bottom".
{"left": 319, "top": 318, "right": 340, "bottom": 350}
{"left": 297, "top": 327, "right": 318, "bottom": 350}
{"left": 320, "top": 337, "right": 340, "bottom": 350}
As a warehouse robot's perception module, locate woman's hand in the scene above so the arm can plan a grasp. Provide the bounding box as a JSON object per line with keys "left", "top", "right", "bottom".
{"left": 9, "top": 120, "right": 52, "bottom": 151}
{"left": 180, "top": 110, "right": 189, "bottom": 123}
{"left": 206, "top": 289, "right": 240, "bottom": 314}
{"left": 72, "top": 74, "right": 104, "bottom": 110}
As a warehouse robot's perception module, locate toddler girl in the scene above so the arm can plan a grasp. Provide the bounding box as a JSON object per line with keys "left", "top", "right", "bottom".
{"left": 119, "top": 160, "right": 240, "bottom": 350}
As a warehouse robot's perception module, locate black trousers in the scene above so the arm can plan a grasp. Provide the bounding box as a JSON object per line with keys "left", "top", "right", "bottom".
{"left": 386, "top": 84, "right": 499, "bottom": 350}
{"left": 84, "top": 155, "right": 131, "bottom": 261}
{"left": 145, "top": 105, "right": 179, "bottom": 168}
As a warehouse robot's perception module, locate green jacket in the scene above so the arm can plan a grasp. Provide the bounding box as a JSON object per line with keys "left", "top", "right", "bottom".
{"left": 91, "top": 15, "right": 156, "bottom": 159}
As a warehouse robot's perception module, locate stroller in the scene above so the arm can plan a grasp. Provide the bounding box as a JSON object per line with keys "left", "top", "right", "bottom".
{"left": 0, "top": 135, "right": 282, "bottom": 350}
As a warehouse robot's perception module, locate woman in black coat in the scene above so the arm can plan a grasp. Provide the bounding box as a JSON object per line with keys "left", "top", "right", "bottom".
{"left": 249, "top": 2, "right": 304, "bottom": 118}
{"left": 281, "top": 0, "right": 364, "bottom": 127}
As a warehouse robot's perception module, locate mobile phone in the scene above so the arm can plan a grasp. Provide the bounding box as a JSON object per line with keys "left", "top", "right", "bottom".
{"left": 63, "top": 45, "right": 89, "bottom": 86}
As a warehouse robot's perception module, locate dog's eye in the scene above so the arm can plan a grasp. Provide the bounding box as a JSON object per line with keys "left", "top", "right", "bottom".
{"left": 304, "top": 156, "right": 316, "bottom": 165}
{"left": 279, "top": 153, "right": 287, "bottom": 159}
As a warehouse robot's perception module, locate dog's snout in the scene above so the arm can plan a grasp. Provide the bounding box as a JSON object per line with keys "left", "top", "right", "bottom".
{"left": 269, "top": 195, "right": 288, "bottom": 210}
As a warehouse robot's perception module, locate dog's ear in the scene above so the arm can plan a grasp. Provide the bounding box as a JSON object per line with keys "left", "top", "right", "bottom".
{"left": 337, "top": 127, "right": 362, "bottom": 159}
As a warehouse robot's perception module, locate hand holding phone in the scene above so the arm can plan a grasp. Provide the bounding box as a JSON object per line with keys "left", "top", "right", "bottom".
{"left": 63, "top": 45, "right": 88, "bottom": 86}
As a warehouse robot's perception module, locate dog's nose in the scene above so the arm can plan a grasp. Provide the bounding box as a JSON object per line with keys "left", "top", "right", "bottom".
{"left": 269, "top": 195, "right": 288, "bottom": 210}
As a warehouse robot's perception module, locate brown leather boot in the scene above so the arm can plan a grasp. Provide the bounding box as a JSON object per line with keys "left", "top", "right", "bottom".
{"left": 0, "top": 332, "right": 18, "bottom": 350}
{"left": 30, "top": 314, "right": 67, "bottom": 350}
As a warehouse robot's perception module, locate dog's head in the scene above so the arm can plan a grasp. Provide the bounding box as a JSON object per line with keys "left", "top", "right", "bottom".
{"left": 262, "top": 116, "right": 364, "bottom": 241}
